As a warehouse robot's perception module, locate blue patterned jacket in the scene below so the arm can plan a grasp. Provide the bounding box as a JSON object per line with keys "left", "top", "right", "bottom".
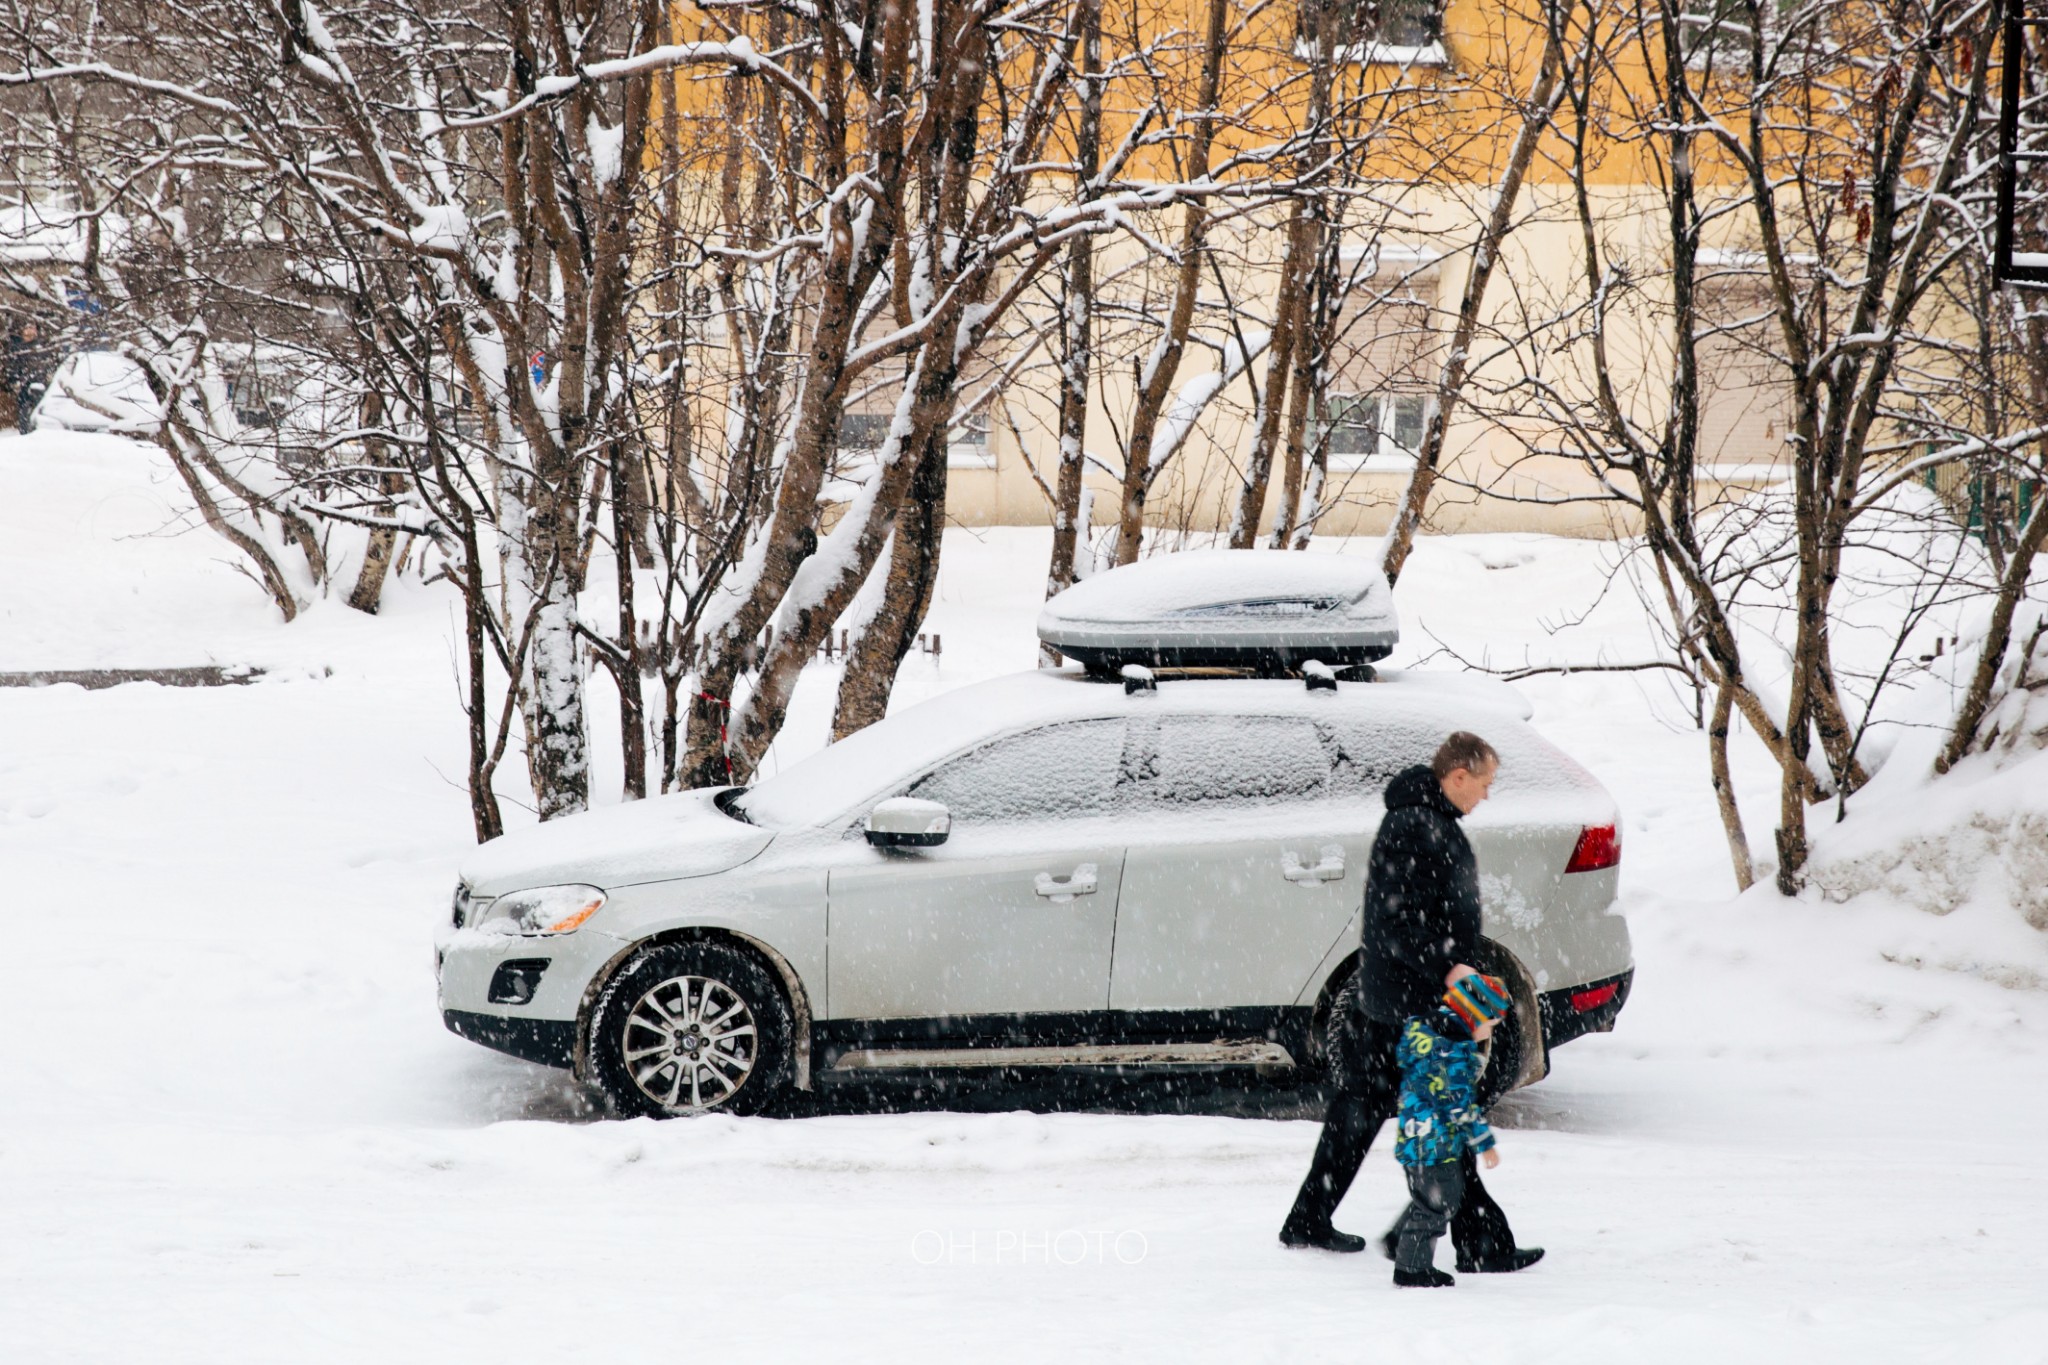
{"left": 1393, "top": 1014, "right": 1497, "bottom": 1168}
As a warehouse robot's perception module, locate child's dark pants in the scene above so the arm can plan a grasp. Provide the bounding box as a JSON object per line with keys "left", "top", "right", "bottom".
{"left": 1285, "top": 1009, "right": 1517, "bottom": 1262}
{"left": 1392, "top": 1161, "right": 1465, "bottom": 1274}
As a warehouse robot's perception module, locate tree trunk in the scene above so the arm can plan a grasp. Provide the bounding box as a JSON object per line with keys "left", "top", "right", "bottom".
{"left": 1380, "top": 31, "right": 1563, "bottom": 587}
{"left": 1232, "top": 199, "right": 1309, "bottom": 548}
{"left": 1708, "top": 678, "right": 1755, "bottom": 891}
{"left": 346, "top": 389, "right": 401, "bottom": 614}
{"left": 1940, "top": 489, "right": 2048, "bottom": 771}
{"left": 833, "top": 429, "right": 947, "bottom": 738}
{"left": 680, "top": 18, "right": 905, "bottom": 789}
{"left": 459, "top": 514, "right": 506, "bottom": 843}
{"left": 155, "top": 419, "right": 302, "bottom": 623}
{"left": 1267, "top": 297, "right": 1318, "bottom": 548}
{"left": 730, "top": 335, "right": 961, "bottom": 774}
{"left": 504, "top": 467, "right": 593, "bottom": 821}
{"left": 348, "top": 523, "right": 399, "bottom": 614}
{"left": 1111, "top": 0, "right": 1229, "bottom": 565}
{"left": 1042, "top": 2, "right": 1103, "bottom": 663}
{"left": 610, "top": 437, "right": 648, "bottom": 801}
{"left": 1774, "top": 446, "right": 1824, "bottom": 893}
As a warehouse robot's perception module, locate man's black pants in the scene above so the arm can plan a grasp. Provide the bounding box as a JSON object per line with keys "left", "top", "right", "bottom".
{"left": 1282, "top": 1009, "right": 1515, "bottom": 1262}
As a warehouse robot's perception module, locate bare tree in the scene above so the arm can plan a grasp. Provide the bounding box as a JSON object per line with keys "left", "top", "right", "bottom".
{"left": 1378, "top": 15, "right": 1564, "bottom": 584}
{"left": 1042, "top": 0, "right": 1107, "bottom": 642}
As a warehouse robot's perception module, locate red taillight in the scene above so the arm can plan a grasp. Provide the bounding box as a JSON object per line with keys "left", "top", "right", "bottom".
{"left": 1569, "top": 982, "right": 1620, "bottom": 1013}
{"left": 1564, "top": 823, "right": 1621, "bottom": 873}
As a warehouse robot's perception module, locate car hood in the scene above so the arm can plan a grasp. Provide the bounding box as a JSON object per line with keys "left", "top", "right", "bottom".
{"left": 457, "top": 789, "right": 774, "bottom": 896}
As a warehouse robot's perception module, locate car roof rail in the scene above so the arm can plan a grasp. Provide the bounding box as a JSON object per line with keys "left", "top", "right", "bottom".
{"left": 1098, "top": 660, "right": 1381, "bottom": 693}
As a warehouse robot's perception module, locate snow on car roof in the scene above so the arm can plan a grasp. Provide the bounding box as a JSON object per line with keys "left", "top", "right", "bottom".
{"left": 1036, "top": 549, "right": 1399, "bottom": 669}
{"left": 736, "top": 666, "right": 1542, "bottom": 829}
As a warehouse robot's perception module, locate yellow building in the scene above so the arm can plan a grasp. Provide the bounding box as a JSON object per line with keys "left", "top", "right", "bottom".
{"left": 661, "top": 0, "right": 1796, "bottom": 542}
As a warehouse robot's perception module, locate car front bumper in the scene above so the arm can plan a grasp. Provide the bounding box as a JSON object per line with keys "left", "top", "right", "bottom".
{"left": 443, "top": 1009, "right": 577, "bottom": 1068}
{"left": 436, "top": 925, "right": 629, "bottom": 1070}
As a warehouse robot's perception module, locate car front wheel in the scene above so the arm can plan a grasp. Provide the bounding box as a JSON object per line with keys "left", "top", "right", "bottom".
{"left": 587, "top": 940, "right": 793, "bottom": 1118}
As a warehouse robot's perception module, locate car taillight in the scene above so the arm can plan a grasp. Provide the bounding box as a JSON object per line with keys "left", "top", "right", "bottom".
{"left": 1569, "top": 982, "right": 1620, "bottom": 1013}
{"left": 1564, "top": 823, "right": 1620, "bottom": 873}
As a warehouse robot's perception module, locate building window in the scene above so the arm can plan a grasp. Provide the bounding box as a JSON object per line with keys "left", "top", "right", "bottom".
{"left": 1297, "top": 0, "right": 1447, "bottom": 61}
{"left": 1679, "top": 0, "right": 1773, "bottom": 68}
{"left": 839, "top": 408, "right": 996, "bottom": 470}
{"left": 1326, "top": 268, "right": 1439, "bottom": 472}
{"left": 947, "top": 408, "right": 996, "bottom": 469}
{"left": 837, "top": 412, "right": 893, "bottom": 458}
{"left": 1326, "top": 392, "right": 1429, "bottom": 471}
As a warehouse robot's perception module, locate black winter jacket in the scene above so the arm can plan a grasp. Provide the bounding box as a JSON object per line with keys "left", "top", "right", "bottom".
{"left": 1355, "top": 765, "right": 1483, "bottom": 1024}
{"left": 3, "top": 334, "right": 52, "bottom": 394}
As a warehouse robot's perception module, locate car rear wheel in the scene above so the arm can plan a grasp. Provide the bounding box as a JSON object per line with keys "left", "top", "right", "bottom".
{"left": 1473, "top": 997, "right": 1527, "bottom": 1109}
{"left": 1314, "top": 958, "right": 1530, "bottom": 1108}
{"left": 587, "top": 940, "right": 792, "bottom": 1118}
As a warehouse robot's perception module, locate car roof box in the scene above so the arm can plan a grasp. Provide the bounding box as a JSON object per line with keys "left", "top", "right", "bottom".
{"left": 1037, "top": 549, "right": 1398, "bottom": 674}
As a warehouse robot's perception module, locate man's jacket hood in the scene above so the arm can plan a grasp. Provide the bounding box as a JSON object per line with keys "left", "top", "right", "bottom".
{"left": 1385, "top": 764, "right": 1461, "bottom": 820}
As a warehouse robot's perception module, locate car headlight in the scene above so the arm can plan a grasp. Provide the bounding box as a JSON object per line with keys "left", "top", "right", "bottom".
{"left": 474, "top": 883, "right": 607, "bottom": 936}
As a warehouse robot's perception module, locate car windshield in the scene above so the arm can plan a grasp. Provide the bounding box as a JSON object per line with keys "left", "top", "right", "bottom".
{"left": 733, "top": 712, "right": 958, "bottom": 828}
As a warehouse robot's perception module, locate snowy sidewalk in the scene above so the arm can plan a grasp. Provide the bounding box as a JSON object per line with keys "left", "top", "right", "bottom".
{"left": 2, "top": 434, "right": 2044, "bottom": 1363}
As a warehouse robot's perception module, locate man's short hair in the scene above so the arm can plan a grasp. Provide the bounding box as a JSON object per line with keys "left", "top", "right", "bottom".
{"left": 1432, "top": 731, "right": 1499, "bottom": 781}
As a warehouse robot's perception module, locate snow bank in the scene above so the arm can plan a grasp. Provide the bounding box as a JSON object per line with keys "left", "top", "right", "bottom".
{"left": 1807, "top": 737, "right": 2048, "bottom": 954}
{"left": 7, "top": 432, "right": 2048, "bottom": 1361}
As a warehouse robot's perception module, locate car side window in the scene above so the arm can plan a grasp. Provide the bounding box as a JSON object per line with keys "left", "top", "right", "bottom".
{"left": 905, "top": 720, "right": 1127, "bottom": 825}
{"left": 1133, "top": 715, "right": 1330, "bottom": 808}
{"left": 1322, "top": 721, "right": 1437, "bottom": 799}
{"left": 1320, "top": 719, "right": 1590, "bottom": 796}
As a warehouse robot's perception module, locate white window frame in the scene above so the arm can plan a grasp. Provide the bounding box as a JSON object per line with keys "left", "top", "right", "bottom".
{"left": 836, "top": 411, "right": 893, "bottom": 460}
{"left": 1325, "top": 391, "right": 1432, "bottom": 473}
{"left": 946, "top": 407, "right": 997, "bottom": 470}
{"left": 838, "top": 409, "right": 998, "bottom": 471}
{"left": 1295, "top": 38, "right": 1448, "bottom": 65}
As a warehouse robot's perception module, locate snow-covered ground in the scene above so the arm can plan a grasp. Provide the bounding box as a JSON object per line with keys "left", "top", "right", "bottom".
{"left": 3, "top": 430, "right": 2045, "bottom": 1363}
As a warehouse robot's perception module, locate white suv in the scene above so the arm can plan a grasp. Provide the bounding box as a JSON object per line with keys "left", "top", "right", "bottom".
{"left": 435, "top": 666, "right": 1632, "bottom": 1117}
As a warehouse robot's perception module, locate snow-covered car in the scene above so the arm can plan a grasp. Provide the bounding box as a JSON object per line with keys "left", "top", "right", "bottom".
{"left": 27, "top": 350, "right": 164, "bottom": 434}
{"left": 436, "top": 639, "right": 1634, "bottom": 1118}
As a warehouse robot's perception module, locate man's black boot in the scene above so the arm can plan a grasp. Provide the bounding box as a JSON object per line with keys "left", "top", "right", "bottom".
{"left": 1279, "top": 1220, "right": 1367, "bottom": 1253}
{"left": 1393, "top": 1266, "right": 1455, "bottom": 1287}
{"left": 1457, "top": 1247, "right": 1545, "bottom": 1274}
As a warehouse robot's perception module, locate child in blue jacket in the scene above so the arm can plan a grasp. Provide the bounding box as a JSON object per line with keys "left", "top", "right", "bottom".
{"left": 1390, "top": 972, "right": 1513, "bottom": 1287}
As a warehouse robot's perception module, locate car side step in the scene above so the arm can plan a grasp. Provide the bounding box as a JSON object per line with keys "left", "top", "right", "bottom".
{"left": 826, "top": 1040, "right": 1296, "bottom": 1072}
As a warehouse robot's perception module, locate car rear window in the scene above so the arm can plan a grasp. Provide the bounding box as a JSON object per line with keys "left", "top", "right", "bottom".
{"left": 1136, "top": 715, "right": 1330, "bottom": 807}
{"left": 1321, "top": 717, "right": 1602, "bottom": 796}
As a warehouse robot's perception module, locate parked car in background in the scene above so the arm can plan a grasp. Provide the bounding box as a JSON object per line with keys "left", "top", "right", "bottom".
{"left": 436, "top": 553, "right": 1632, "bottom": 1117}
{"left": 26, "top": 350, "right": 164, "bottom": 435}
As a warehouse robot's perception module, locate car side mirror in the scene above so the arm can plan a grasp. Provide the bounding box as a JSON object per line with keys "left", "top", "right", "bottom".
{"left": 864, "top": 797, "right": 950, "bottom": 849}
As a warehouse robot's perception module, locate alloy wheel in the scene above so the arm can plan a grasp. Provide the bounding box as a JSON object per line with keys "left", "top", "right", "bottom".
{"left": 619, "top": 974, "right": 759, "bottom": 1111}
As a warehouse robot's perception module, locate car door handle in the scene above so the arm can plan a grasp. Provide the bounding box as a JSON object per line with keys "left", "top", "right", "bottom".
{"left": 1033, "top": 863, "right": 1099, "bottom": 903}
{"left": 1281, "top": 846, "right": 1346, "bottom": 884}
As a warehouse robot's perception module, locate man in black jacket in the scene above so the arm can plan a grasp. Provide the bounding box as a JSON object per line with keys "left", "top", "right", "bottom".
{"left": 1277, "top": 731, "right": 1543, "bottom": 1273}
